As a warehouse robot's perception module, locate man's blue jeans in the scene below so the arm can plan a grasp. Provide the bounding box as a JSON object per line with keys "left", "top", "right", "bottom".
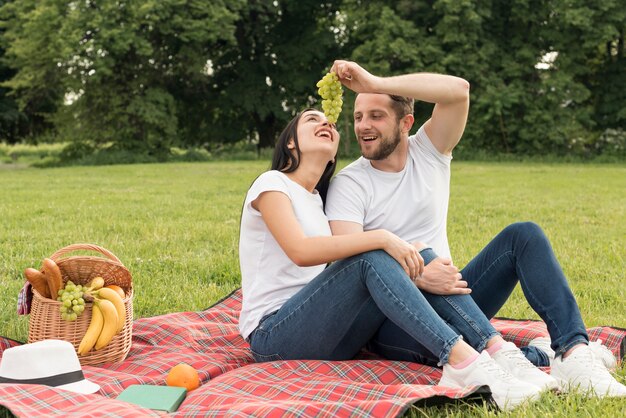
{"left": 368, "top": 222, "right": 589, "bottom": 365}
{"left": 248, "top": 249, "right": 499, "bottom": 365}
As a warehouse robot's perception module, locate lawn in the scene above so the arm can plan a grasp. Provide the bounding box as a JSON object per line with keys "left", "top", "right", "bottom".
{"left": 1, "top": 160, "right": 625, "bottom": 417}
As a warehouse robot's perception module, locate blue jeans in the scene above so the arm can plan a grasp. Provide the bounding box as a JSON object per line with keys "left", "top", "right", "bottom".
{"left": 369, "top": 222, "right": 589, "bottom": 365}
{"left": 248, "top": 249, "right": 498, "bottom": 366}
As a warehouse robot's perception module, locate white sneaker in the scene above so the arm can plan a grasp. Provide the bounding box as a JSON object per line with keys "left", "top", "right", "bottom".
{"left": 529, "top": 337, "right": 618, "bottom": 370}
{"left": 589, "top": 339, "right": 618, "bottom": 370}
{"left": 551, "top": 345, "right": 626, "bottom": 397}
{"left": 439, "top": 351, "right": 543, "bottom": 410}
{"left": 491, "top": 341, "right": 559, "bottom": 391}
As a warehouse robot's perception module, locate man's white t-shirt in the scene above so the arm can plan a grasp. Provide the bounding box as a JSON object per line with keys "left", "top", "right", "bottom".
{"left": 238, "top": 170, "right": 331, "bottom": 340}
{"left": 326, "top": 125, "right": 453, "bottom": 259}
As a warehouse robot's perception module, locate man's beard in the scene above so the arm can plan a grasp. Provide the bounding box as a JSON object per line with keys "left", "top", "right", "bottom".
{"left": 360, "top": 125, "right": 402, "bottom": 160}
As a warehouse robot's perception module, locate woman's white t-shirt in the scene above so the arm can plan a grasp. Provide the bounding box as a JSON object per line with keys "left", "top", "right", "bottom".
{"left": 238, "top": 170, "right": 331, "bottom": 340}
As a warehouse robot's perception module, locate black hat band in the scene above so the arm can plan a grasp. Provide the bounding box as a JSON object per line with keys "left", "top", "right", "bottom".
{"left": 0, "top": 370, "right": 85, "bottom": 387}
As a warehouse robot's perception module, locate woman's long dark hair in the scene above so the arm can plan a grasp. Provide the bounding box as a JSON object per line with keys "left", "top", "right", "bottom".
{"left": 270, "top": 108, "right": 338, "bottom": 206}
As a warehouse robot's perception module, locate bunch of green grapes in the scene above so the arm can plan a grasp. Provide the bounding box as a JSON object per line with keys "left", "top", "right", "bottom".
{"left": 57, "top": 280, "right": 86, "bottom": 321}
{"left": 316, "top": 72, "right": 343, "bottom": 124}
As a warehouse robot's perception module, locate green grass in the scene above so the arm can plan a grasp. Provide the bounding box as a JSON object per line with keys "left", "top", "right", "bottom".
{"left": 0, "top": 142, "right": 64, "bottom": 167}
{"left": 1, "top": 160, "right": 625, "bottom": 417}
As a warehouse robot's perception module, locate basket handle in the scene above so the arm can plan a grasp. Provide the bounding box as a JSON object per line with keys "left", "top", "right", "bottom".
{"left": 49, "top": 243, "right": 123, "bottom": 264}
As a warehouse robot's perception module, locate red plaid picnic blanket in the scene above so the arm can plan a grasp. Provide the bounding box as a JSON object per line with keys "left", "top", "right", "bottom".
{"left": 1, "top": 289, "right": 624, "bottom": 417}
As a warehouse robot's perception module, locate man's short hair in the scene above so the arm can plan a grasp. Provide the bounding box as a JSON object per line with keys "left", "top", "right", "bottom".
{"left": 388, "top": 95, "right": 414, "bottom": 121}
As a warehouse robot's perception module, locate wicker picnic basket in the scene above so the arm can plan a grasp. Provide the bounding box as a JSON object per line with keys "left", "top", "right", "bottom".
{"left": 27, "top": 243, "right": 133, "bottom": 366}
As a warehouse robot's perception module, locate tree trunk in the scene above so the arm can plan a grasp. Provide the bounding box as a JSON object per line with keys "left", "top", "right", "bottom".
{"left": 254, "top": 112, "right": 278, "bottom": 150}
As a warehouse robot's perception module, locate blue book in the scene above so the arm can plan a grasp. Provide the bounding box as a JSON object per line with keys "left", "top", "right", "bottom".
{"left": 116, "top": 384, "right": 187, "bottom": 412}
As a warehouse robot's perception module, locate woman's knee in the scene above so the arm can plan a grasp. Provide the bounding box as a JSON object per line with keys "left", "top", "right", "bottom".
{"left": 503, "top": 221, "right": 546, "bottom": 243}
{"left": 349, "top": 249, "right": 390, "bottom": 263}
{"left": 345, "top": 250, "right": 404, "bottom": 278}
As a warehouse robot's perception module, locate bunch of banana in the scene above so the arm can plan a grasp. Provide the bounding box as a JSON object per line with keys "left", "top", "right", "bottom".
{"left": 77, "top": 279, "right": 127, "bottom": 356}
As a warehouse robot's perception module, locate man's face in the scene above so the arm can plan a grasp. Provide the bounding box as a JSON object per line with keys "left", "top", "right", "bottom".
{"left": 353, "top": 93, "right": 402, "bottom": 161}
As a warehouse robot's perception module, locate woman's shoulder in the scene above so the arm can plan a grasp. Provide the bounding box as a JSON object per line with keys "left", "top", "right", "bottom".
{"left": 253, "top": 170, "right": 289, "bottom": 187}
{"left": 248, "top": 170, "right": 290, "bottom": 196}
{"left": 257, "top": 169, "right": 286, "bottom": 181}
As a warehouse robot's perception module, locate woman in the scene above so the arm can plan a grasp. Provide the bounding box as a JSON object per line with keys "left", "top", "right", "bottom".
{"left": 238, "top": 109, "right": 552, "bottom": 410}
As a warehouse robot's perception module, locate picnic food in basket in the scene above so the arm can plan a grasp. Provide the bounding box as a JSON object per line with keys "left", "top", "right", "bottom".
{"left": 26, "top": 244, "right": 133, "bottom": 366}
{"left": 48, "top": 275, "right": 127, "bottom": 354}
{"left": 24, "top": 267, "right": 50, "bottom": 298}
{"left": 42, "top": 257, "right": 63, "bottom": 300}
{"left": 76, "top": 281, "right": 127, "bottom": 354}
{"left": 57, "top": 280, "right": 87, "bottom": 321}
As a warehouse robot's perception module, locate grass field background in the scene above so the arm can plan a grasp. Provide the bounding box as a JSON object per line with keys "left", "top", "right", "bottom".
{"left": 1, "top": 160, "right": 625, "bottom": 416}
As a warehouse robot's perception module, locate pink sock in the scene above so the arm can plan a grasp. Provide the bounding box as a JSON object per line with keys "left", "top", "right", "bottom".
{"left": 486, "top": 341, "right": 504, "bottom": 356}
{"left": 450, "top": 353, "right": 479, "bottom": 369}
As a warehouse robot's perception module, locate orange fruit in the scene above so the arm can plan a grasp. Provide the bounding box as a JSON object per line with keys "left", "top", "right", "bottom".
{"left": 166, "top": 363, "right": 200, "bottom": 391}
{"left": 105, "top": 284, "right": 125, "bottom": 299}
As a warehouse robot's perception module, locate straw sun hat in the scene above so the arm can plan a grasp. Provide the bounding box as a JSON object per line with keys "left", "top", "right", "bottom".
{"left": 0, "top": 339, "right": 100, "bottom": 394}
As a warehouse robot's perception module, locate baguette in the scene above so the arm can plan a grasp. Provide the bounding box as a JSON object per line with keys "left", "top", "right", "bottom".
{"left": 24, "top": 268, "right": 51, "bottom": 298}
{"left": 42, "top": 258, "right": 63, "bottom": 299}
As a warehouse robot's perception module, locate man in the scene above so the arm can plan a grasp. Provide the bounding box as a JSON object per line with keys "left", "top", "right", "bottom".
{"left": 325, "top": 60, "right": 625, "bottom": 397}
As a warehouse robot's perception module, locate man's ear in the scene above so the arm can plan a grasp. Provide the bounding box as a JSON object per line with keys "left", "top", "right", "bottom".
{"left": 401, "top": 114, "right": 415, "bottom": 134}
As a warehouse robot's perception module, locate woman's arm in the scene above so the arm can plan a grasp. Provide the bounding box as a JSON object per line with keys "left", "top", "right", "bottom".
{"left": 255, "top": 191, "right": 423, "bottom": 279}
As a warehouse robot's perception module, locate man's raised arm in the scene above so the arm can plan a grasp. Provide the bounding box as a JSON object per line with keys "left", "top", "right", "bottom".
{"left": 331, "top": 60, "right": 470, "bottom": 155}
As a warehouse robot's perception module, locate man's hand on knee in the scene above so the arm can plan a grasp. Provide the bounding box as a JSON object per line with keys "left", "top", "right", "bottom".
{"left": 414, "top": 257, "right": 471, "bottom": 295}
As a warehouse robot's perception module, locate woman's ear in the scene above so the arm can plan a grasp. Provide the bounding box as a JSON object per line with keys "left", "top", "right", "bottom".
{"left": 287, "top": 139, "right": 296, "bottom": 150}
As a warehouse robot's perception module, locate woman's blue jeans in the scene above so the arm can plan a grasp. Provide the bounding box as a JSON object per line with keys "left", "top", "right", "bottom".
{"left": 368, "top": 222, "right": 589, "bottom": 365}
{"left": 248, "top": 249, "right": 499, "bottom": 366}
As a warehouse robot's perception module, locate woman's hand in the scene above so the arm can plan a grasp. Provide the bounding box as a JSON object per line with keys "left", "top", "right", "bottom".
{"left": 330, "top": 60, "right": 381, "bottom": 94}
{"left": 380, "top": 230, "right": 424, "bottom": 280}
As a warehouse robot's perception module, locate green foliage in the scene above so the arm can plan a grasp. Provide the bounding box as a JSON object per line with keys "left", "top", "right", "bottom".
{"left": 341, "top": 0, "right": 625, "bottom": 157}
{"left": 0, "top": 0, "right": 64, "bottom": 142}
{"left": 0, "top": 17, "right": 29, "bottom": 146}
{"left": 0, "top": 141, "right": 62, "bottom": 165}
{"left": 0, "top": 0, "right": 244, "bottom": 153}
{"left": 0, "top": 1, "right": 623, "bottom": 158}
{"left": 206, "top": 0, "right": 342, "bottom": 148}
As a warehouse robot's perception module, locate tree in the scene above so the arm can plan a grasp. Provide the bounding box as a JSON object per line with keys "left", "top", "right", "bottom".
{"left": 0, "top": 0, "right": 65, "bottom": 143}
{"left": 339, "top": 0, "right": 625, "bottom": 156}
{"left": 207, "top": 0, "right": 342, "bottom": 149}
{"left": 0, "top": 32, "right": 28, "bottom": 144}
{"left": 1, "top": 0, "right": 244, "bottom": 155}
{"left": 2, "top": 0, "right": 621, "bottom": 158}
{"left": 546, "top": 0, "right": 625, "bottom": 144}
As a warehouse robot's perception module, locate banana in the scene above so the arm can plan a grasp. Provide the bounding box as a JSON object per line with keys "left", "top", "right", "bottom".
{"left": 88, "top": 276, "right": 105, "bottom": 291}
{"left": 96, "top": 287, "right": 126, "bottom": 332}
{"left": 105, "top": 284, "right": 125, "bottom": 299}
{"left": 94, "top": 299, "right": 119, "bottom": 350}
{"left": 77, "top": 303, "right": 104, "bottom": 355}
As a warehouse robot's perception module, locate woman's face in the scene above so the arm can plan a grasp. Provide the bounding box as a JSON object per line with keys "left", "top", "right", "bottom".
{"left": 293, "top": 110, "right": 339, "bottom": 161}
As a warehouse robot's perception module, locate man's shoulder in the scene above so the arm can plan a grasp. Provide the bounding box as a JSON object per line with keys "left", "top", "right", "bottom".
{"left": 335, "top": 157, "right": 369, "bottom": 179}
{"left": 408, "top": 125, "right": 453, "bottom": 165}
{"left": 328, "top": 158, "right": 371, "bottom": 200}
